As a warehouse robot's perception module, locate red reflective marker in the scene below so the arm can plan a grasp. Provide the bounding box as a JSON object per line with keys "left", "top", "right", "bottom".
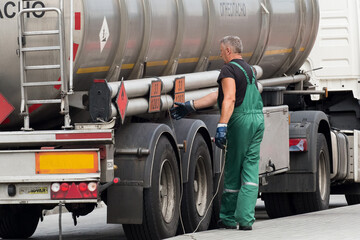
{"left": 75, "top": 12, "right": 81, "bottom": 30}
{"left": 0, "top": 93, "right": 15, "bottom": 124}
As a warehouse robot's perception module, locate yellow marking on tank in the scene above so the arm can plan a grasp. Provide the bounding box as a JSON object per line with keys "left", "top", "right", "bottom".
{"left": 121, "top": 64, "right": 135, "bottom": 70}
{"left": 114, "top": 47, "right": 303, "bottom": 72}
{"left": 207, "top": 56, "right": 219, "bottom": 61}
{"left": 242, "top": 52, "right": 253, "bottom": 58}
{"left": 178, "top": 58, "right": 200, "bottom": 63}
{"left": 77, "top": 66, "right": 110, "bottom": 74}
{"left": 265, "top": 48, "right": 293, "bottom": 56}
{"left": 147, "top": 60, "right": 169, "bottom": 67}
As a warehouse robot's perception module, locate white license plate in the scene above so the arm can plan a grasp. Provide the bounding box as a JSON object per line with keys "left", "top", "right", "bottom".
{"left": 19, "top": 186, "right": 48, "bottom": 195}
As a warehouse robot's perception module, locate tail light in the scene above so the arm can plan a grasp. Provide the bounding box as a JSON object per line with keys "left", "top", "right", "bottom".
{"left": 289, "top": 138, "right": 308, "bottom": 152}
{"left": 51, "top": 182, "right": 98, "bottom": 200}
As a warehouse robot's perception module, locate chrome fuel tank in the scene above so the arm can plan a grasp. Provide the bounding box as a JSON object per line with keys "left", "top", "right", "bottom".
{"left": 0, "top": 0, "right": 319, "bottom": 129}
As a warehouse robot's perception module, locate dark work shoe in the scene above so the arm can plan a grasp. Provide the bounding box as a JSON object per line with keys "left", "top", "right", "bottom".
{"left": 239, "top": 225, "right": 252, "bottom": 231}
{"left": 217, "top": 220, "right": 237, "bottom": 229}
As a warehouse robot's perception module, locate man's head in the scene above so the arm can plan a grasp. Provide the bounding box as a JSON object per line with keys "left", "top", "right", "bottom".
{"left": 220, "top": 36, "right": 243, "bottom": 63}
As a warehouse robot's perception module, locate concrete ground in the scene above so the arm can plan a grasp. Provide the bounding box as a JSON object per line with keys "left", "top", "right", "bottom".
{"left": 168, "top": 196, "right": 359, "bottom": 240}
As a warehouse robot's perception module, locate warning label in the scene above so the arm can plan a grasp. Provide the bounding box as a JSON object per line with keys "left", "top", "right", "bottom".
{"left": 99, "top": 17, "right": 110, "bottom": 53}
{"left": 0, "top": 93, "right": 14, "bottom": 124}
{"left": 174, "top": 77, "right": 185, "bottom": 103}
{"left": 116, "top": 82, "right": 128, "bottom": 124}
{"left": 149, "top": 80, "right": 162, "bottom": 113}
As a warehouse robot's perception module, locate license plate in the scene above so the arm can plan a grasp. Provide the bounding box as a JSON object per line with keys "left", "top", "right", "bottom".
{"left": 19, "top": 187, "right": 48, "bottom": 195}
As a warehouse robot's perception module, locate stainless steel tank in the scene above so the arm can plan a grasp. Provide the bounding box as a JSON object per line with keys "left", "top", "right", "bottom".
{"left": 0, "top": 0, "right": 319, "bottom": 129}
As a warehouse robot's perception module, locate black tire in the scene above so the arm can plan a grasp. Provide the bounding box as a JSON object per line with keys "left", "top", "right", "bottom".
{"left": 262, "top": 193, "right": 296, "bottom": 218}
{"left": 345, "top": 194, "right": 360, "bottom": 205}
{"left": 180, "top": 134, "right": 213, "bottom": 233}
{"left": 0, "top": 205, "right": 41, "bottom": 239}
{"left": 123, "top": 136, "right": 180, "bottom": 240}
{"left": 293, "top": 133, "right": 330, "bottom": 214}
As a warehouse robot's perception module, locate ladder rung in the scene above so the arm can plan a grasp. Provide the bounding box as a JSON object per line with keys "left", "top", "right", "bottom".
{"left": 28, "top": 99, "right": 62, "bottom": 105}
{"left": 23, "top": 30, "right": 60, "bottom": 36}
{"left": 23, "top": 81, "right": 61, "bottom": 87}
{"left": 25, "top": 65, "right": 61, "bottom": 70}
{"left": 22, "top": 46, "right": 61, "bottom": 52}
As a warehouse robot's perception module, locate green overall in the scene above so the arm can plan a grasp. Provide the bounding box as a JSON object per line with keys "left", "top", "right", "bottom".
{"left": 219, "top": 61, "right": 265, "bottom": 227}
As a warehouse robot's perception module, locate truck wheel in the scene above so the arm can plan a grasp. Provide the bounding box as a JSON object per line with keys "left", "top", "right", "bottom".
{"left": 123, "top": 136, "right": 180, "bottom": 240}
{"left": 0, "top": 205, "right": 41, "bottom": 239}
{"left": 262, "top": 193, "right": 295, "bottom": 218}
{"left": 345, "top": 194, "right": 360, "bottom": 205}
{"left": 293, "top": 133, "right": 330, "bottom": 213}
{"left": 180, "top": 134, "right": 213, "bottom": 233}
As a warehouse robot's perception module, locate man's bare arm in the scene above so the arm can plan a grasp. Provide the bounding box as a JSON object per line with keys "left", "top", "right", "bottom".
{"left": 219, "top": 77, "right": 236, "bottom": 124}
{"left": 193, "top": 91, "right": 218, "bottom": 109}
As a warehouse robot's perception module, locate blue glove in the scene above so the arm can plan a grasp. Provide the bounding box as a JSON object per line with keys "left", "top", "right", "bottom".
{"left": 215, "top": 123, "right": 227, "bottom": 149}
{"left": 170, "top": 100, "right": 196, "bottom": 120}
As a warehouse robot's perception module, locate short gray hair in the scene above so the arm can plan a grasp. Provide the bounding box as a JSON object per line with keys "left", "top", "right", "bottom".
{"left": 220, "top": 36, "right": 243, "bottom": 53}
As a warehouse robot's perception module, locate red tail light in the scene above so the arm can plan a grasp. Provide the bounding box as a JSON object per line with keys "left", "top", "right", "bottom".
{"left": 289, "top": 138, "right": 308, "bottom": 152}
{"left": 51, "top": 182, "right": 98, "bottom": 200}
{"left": 79, "top": 183, "right": 87, "bottom": 192}
{"left": 60, "top": 183, "right": 69, "bottom": 192}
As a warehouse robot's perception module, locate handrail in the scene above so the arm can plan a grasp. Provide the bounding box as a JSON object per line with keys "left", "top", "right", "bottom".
{"left": 69, "top": 0, "right": 74, "bottom": 94}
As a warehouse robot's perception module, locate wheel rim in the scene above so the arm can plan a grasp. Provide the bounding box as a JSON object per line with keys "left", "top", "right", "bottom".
{"left": 318, "top": 150, "right": 327, "bottom": 200}
{"left": 159, "top": 159, "right": 176, "bottom": 223}
{"left": 194, "top": 156, "right": 208, "bottom": 217}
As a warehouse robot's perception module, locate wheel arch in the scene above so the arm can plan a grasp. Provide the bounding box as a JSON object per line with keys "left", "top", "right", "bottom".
{"left": 318, "top": 119, "right": 333, "bottom": 173}
{"left": 168, "top": 118, "right": 213, "bottom": 183}
{"left": 113, "top": 122, "right": 179, "bottom": 189}
{"left": 108, "top": 122, "right": 179, "bottom": 225}
{"left": 198, "top": 126, "right": 214, "bottom": 165}
{"left": 290, "top": 110, "right": 332, "bottom": 173}
{"left": 144, "top": 124, "right": 180, "bottom": 188}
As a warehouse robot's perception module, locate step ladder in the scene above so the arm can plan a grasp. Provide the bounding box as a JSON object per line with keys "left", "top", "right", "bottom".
{"left": 18, "top": 0, "right": 72, "bottom": 130}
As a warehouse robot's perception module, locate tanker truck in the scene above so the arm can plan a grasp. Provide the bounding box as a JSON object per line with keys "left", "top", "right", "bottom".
{"left": 0, "top": 0, "right": 357, "bottom": 239}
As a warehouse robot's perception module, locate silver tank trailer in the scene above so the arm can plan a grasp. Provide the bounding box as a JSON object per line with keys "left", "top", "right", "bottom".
{"left": 0, "top": 0, "right": 319, "bottom": 129}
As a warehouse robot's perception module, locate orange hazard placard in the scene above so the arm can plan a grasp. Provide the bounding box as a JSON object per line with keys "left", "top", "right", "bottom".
{"left": 116, "top": 81, "right": 128, "bottom": 124}
{"left": 149, "top": 80, "right": 162, "bottom": 113}
{"left": 174, "top": 77, "right": 185, "bottom": 103}
{"left": 0, "top": 93, "right": 14, "bottom": 125}
{"left": 36, "top": 151, "right": 98, "bottom": 174}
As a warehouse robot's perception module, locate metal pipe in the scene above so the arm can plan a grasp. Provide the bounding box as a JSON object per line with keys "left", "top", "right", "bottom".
{"left": 110, "top": 87, "right": 218, "bottom": 117}
{"left": 258, "top": 74, "right": 309, "bottom": 87}
{"left": 123, "top": 95, "right": 174, "bottom": 116}
{"left": 283, "top": 90, "right": 325, "bottom": 95}
{"left": 108, "top": 71, "right": 220, "bottom": 99}
{"left": 253, "top": 65, "right": 263, "bottom": 79}
{"left": 108, "top": 71, "right": 309, "bottom": 118}
{"left": 108, "top": 66, "right": 263, "bottom": 99}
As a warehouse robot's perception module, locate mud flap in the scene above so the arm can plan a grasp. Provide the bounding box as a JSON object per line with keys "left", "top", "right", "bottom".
{"left": 107, "top": 185, "right": 143, "bottom": 224}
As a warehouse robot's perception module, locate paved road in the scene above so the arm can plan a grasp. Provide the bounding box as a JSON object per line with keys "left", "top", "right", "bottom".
{"left": 170, "top": 195, "right": 359, "bottom": 240}
{"left": 26, "top": 195, "right": 348, "bottom": 240}
{"left": 32, "top": 205, "right": 125, "bottom": 240}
